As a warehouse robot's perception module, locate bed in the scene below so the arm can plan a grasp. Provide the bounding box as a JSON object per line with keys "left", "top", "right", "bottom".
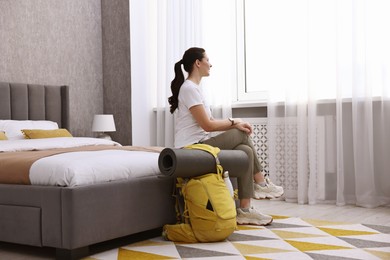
{"left": 0, "top": 82, "right": 176, "bottom": 259}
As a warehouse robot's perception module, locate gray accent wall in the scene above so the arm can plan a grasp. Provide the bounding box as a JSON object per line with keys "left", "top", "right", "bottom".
{"left": 101, "top": 0, "right": 132, "bottom": 145}
{"left": 0, "top": 0, "right": 132, "bottom": 144}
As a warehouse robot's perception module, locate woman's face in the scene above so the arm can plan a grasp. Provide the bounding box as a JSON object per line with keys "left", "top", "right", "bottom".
{"left": 199, "top": 53, "right": 212, "bottom": 77}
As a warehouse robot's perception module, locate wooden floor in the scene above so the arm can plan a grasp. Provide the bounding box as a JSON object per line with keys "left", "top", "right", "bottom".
{"left": 1, "top": 200, "right": 389, "bottom": 259}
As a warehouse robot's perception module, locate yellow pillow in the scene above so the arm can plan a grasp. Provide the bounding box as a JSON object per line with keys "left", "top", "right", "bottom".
{"left": 22, "top": 129, "right": 73, "bottom": 139}
{"left": 0, "top": 131, "right": 8, "bottom": 140}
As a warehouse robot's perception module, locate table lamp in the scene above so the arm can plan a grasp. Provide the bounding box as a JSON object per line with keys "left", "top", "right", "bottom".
{"left": 92, "top": 114, "right": 116, "bottom": 140}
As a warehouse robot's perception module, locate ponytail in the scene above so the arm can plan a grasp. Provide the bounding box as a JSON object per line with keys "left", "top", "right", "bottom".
{"left": 168, "top": 60, "right": 184, "bottom": 114}
{"left": 168, "top": 47, "right": 206, "bottom": 114}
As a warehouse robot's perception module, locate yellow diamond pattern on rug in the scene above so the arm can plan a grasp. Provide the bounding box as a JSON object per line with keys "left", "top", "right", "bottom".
{"left": 118, "top": 248, "right": 176, "bottom": 259}
{"left": 285, "top": 239, "right": 353, "bottom": 251}
{"left": 319, "top": 227, "right": 379, "bottom": 237}
{"left": 84, "top": 215, "right": 390, "bottom": 260}
{"left": 233, "top": 242, "right": 294, "bottom": 255}
{"left": 272, "top": 229, "right": 327, "bottom": 239}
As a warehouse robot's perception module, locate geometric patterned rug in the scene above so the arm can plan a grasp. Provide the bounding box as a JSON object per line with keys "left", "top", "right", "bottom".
{"left": 83, "top": 215, "right": 390, "bottom": 260}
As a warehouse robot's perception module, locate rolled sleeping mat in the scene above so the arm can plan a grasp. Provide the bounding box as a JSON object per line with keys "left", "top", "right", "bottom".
{"left": 158, "top": 148, "right": 249, "bottom": 178}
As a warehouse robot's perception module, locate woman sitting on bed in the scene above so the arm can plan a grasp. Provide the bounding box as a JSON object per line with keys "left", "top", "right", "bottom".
{"left": 168, "top": 47, "right": 284, "bottom": 226}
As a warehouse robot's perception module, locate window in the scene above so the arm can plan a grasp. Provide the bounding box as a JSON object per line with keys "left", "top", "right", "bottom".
{"left": 196, "top": 0, "right": 388, "bottom": 104}
{"left": 237, "top": 0, "right": 309, "bottom": 102}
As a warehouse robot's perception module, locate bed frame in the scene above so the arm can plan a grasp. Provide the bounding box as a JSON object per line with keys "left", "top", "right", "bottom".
{"left": 0, "top": 82, "right": 176, "bottom": 259}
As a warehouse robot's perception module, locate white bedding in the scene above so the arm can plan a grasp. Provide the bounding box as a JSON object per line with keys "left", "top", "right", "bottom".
{"left": 1, "top": 137, "right": 161, "bottom": 187}
{"left": 0, "top": 137, "right": 121, "bottom": 152}
{"left": 30, "top": 149, "right": 160, "bottom": 187}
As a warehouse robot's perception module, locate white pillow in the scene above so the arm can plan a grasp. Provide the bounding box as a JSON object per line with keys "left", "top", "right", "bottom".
{"left": 0, "top": 120, "right": 59, "bottom": 140}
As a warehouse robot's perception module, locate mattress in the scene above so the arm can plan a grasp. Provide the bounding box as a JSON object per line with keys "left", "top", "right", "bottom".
{"left": 0, "top": 137, "right": 163, "bottom": 187}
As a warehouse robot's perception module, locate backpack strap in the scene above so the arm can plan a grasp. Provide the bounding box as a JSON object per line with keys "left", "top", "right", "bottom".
{"left": 184, "top": 143, "right": 223, "bottom": 175}
{"left": 172, "top": 177, "right": 183, "bottom": 223}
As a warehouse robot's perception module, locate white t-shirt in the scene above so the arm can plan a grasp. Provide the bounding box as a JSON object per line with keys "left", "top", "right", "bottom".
{"left": 174, "top": 80, "right": 212, "bottom": 148}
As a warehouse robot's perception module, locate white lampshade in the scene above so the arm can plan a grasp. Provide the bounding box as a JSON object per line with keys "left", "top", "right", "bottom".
{"left": 92, "top": 114, "right": 116, "bottom": 132}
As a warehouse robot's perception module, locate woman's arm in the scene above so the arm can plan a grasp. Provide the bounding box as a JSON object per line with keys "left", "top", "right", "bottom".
{"left": 189, "top": 104, "right": 252, "bottom": 135}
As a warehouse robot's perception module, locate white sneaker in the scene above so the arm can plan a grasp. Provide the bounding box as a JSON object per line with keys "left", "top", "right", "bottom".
{"left": 236, "top": 206, "right": 273, "bottom": 226}
{"left": 253, "top": 179, "right": 284, "bottom": 199}
{"left": 265, "top": 177, "right": 284, "bottom": 193}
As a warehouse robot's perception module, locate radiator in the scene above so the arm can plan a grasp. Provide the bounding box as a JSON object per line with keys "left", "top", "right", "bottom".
{"left": 245, "top": 117, "right": 330, "bottom": 200}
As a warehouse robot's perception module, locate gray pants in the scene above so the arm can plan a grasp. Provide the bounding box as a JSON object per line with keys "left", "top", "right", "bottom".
{"left": 201, "top": 129, "right": 262, "bottom": 199}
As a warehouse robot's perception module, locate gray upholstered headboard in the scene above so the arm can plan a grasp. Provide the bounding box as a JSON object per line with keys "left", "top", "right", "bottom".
{"left": 0, "top": 82, "right": 69, "bottom": 129}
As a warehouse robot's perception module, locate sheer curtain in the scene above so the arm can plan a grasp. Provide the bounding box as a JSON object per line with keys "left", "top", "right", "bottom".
{"left": 267, "top": 0, "right": 390, "bottom": 208}
{"left": 130, "top": 0, "right": 236, "bottom": 147}
{"left": 200, "top": 0, "right": 236, "bottom": 122}
{"left": 154, "top": 0, "right": 203, "bottom": 147}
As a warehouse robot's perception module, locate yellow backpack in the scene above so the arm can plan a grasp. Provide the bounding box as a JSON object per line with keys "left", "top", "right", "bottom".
{"left": 163, "top": 144, "right": 237, "bottom": 243}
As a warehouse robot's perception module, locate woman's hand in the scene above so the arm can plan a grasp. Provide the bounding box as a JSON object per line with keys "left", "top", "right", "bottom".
{"left": 234, "top": 121, "right": 253, "bottom": 135}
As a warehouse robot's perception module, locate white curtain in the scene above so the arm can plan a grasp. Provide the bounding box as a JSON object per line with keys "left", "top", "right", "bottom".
{"left": 130, "top": 0, "right": 236, "bottom": 147}
{"left": 200, "top": 0, "right": 236, "bottom": 121}
{"left": 267, "top": 0, "right": 390, "bottom": 208}
{"left": 130, "top": 0, "right": 202, "bottom": 147}
{"left": 154, "top": 0, "right": 204, "bottom": 148}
